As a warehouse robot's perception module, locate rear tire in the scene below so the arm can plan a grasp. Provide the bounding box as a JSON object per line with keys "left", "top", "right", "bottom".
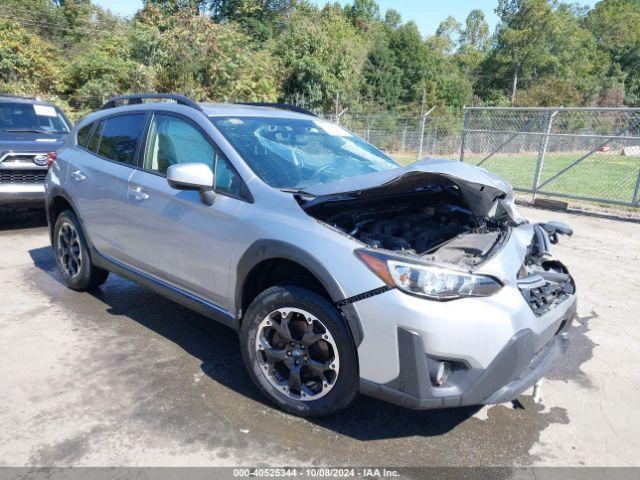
{"left": 240, "top": 285, "right": 358, "bottom": 417}
{"left": 53, "top": 210, "right": 109, "bottom": 291}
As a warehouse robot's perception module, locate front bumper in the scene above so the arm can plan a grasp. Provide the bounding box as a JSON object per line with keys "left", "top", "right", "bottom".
{"left": 361, "top": 297, "right": 575, "bottom": 409}
{"left": 356, "top": 289, "right": 576, "bottom": 409}
{"left": 0, "top": 184, "right": 45, "bottom": 206}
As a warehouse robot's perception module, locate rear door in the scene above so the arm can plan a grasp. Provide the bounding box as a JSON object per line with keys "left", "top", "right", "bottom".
{"left": 126, "top": 112, "right": 248, "bottom": 310}
{"left": 69, "top": 112, "right": 147, "bottom": 261}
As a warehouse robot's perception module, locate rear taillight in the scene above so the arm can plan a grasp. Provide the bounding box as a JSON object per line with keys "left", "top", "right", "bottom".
{"left": 46, "top": 152, "right": 57, "bottom": 168}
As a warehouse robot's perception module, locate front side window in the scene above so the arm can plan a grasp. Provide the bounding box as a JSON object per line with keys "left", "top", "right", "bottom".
{"left": 97, "top": 114, "right": 146, "bottom": 165}
{"left": 144, "top": 114, "right": 215, "bottom": 173}
{"left": 0, "top": 102, "right": 69, "bottom": 134}
{"left": 144, "top": 114, "right": 243, "bottom": 197}
{"left": 210, "top": 116, "right": 399, "bottom": 191}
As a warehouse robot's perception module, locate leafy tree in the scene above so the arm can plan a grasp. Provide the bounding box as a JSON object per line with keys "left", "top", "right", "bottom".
{"left": 152, "top": 12, "right": 278, "bottom": 101}
{"left": 344, "top": 0, "right": 380, "bottom": 30}
{"left": 0, "top": 20, "right": 61, "bottom": 94}
{"left": 586, "top": 0, "right": 640, "bottom": 104}
{"left": 460, "top": 9, "right": 490, "bottom": 52}
{"left": 278, "top": 6, "right": 368, "bottom": 109}
{"left": 434, "top": 15, "right": 462, "bottom": 55}
{"left": 489, "top": 0, "right": 562, "bottom": 103}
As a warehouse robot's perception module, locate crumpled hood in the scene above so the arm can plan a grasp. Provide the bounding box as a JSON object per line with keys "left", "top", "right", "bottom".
{"left": 304, "top": 158, "right": 523, "bottom": 221}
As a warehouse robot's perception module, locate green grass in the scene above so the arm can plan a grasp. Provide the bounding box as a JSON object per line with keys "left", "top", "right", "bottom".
{"left": 391, "top": 152, "right": 640, "bottom": 204}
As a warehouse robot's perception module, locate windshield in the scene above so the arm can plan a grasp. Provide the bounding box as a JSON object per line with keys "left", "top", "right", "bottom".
{"left": 0, "top": 102, "right": 69, "bottom": 134}
{"left": 210, "top": 116, "right": 399, "bottom": 190}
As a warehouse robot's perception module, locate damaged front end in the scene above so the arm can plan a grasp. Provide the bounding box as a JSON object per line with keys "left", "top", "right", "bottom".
{"left": 299, "top": 159, "right": 576, "bottom": 305}
{"left": 517, "top": 222, "right": 576, "bottom": 316}
{"left": 301, "top": 159, "right": 522, "bottom": 269}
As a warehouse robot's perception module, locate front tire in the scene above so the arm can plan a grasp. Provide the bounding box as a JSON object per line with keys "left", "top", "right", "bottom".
{"left": 240, "top": 285, "right": 358, "bottom": 417}
{"left": 53, "top": 210, "right": 109, "bottom": 291}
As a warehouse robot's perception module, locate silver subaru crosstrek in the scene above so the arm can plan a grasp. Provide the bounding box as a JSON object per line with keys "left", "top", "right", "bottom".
{"left": 45, "top": 94, "right": 577, "bottom": 417}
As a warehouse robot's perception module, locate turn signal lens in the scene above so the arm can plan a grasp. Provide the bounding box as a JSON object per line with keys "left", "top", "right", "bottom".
{"left": 355, "top": 250, "right": 395, "bottom": 287}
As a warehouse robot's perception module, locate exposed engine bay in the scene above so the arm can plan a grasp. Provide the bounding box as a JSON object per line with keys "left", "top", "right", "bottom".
{"left": 304, "top": 183, "right": 509, "bottom": 267}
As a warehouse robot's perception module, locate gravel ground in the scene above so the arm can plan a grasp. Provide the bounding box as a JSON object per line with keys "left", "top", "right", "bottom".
{"left": 0, "top": 206, "right": 638, "bottom": 467}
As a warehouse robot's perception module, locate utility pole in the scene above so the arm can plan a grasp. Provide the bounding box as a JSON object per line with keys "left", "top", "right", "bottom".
{"left": 335, "top": 91, "right": 340, "bottom": 124}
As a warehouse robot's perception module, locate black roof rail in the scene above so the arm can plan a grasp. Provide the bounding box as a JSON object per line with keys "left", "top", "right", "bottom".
{"left": 101, "top": 93, "right": 203, "bottom": 112}
{"left": 238, "top": 102, "right": 317, "bottom": 117}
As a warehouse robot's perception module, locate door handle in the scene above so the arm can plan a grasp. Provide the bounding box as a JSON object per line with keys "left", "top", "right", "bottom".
{"left": 128, "top": 185, "right": 149, "bottom": 201}
{"left": 71, "top": 170, "right": 86, "bottom": 182}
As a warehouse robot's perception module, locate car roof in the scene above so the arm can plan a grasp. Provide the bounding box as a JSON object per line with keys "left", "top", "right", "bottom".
{"left": 79, "top": 101, "right": 316, "bottom": 127}
{"left": 200, "top": 103, "right": 312, "bottom": 119}
{"left": 0, "top": 95, "right": 56, "bottom": 106}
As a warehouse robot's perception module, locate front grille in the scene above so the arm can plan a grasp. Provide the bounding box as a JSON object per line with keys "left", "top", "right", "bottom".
{"left": 0, "top": 170, "right": 48, "bottom": 184}
{"left": 2, "top": 154, "right": 38, "bottom": 163}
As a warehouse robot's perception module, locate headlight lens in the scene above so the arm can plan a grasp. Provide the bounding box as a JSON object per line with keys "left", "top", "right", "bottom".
{"left": 357, "top": 250, "right": 502, "bottom": 300}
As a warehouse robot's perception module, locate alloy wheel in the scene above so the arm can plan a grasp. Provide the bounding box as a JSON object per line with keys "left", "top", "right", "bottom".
{"left": 57, "top": 221, "right": 82, "bottom": 279}
{"left": 255, "top": 307, "right": 340, "bottom": 401}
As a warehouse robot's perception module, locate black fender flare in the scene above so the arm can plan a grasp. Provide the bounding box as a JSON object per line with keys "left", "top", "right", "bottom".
{"left": 234, "top": 240, "right": 364, "bottom": 345}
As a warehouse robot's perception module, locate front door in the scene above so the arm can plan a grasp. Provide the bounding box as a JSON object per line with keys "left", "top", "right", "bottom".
{"left": 126, "top": 113, "right": 248, "bottom": 311}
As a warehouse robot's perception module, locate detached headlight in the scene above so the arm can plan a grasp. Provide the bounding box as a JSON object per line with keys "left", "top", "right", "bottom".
{"left": 357, "top": 250, "right": 502, "bottom": 300}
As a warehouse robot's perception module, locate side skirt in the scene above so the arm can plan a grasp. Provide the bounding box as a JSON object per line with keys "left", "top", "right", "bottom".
{"left": 92, "top": 251, "right": 237, "bottom": 331}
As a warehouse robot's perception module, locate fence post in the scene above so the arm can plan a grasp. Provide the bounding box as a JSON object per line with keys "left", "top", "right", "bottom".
{"left": 401, "top": 127, "right": 407, "bottom": 152}
{"left": 460, "top": 107, "right": 468, "bottom": 162}
{"left": 417, "top": 106, "right": 435, "bottom": 161}
{"left": 532, "top": 109, "right": 557, "bottom": 202}
{"left": 632, "top": 169, "right": 640, "bottom": 207}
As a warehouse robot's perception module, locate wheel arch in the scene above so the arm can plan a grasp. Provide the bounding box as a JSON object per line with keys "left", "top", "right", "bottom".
{"left": 235, "top": 240, "right": 364, "bottom": 345}
{"left": 46, "top": 189, "right": 95, "bottom": 251}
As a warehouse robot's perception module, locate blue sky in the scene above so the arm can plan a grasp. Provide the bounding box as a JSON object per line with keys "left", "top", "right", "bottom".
{"left": 94, "top": 0, "right": 598, "bottom": 36}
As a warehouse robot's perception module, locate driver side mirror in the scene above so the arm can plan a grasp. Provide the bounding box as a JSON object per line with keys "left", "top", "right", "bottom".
{"left": 167, "top": 163, "right": 216, "bottom": 206}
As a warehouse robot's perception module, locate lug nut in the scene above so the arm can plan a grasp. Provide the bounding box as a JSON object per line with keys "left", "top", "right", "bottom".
{"left": 287, "top": 351, "right": 291, "bottom": 356}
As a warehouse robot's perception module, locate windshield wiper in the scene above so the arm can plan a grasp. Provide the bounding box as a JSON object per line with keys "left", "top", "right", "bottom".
{"left": 280, "top": 188, "right": 313, "bottom": 195}
{"left": 2, "top": 128, "right": 67, "bottom": 134}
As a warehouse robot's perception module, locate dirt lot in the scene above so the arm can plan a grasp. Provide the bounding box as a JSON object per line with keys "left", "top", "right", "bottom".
{"left": 0, "top": 206, "right": 638, "bottom": 467}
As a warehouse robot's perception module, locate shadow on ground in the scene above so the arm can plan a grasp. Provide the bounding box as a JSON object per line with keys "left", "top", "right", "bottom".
{"left": 0, "top": 207, "right": 47, "bottom": 231}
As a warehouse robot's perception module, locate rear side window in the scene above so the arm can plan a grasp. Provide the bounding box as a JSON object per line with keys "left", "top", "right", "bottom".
{"left": 76, "top": 123, "right": 93, "bottom": 148}
{"left": 97, "top": 114, "right": 146, "bottom": 166}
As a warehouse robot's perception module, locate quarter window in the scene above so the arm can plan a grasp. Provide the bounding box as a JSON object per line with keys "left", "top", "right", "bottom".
{"left": 86, "top": 120, "right": 103, "bottom": 154}
{"left": 97, "top": 114, "right": 146, "bottom": 165}
{"left": 76, "top": 123, "right": 93, "bottom": 148}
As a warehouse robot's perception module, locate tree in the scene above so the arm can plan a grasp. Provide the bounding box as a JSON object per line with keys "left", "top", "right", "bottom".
{"left": 460, "top": 9, "right": 490, "bottom": 51}
{"left": 434, "top": 15, "right": 462, "bottom": 55}
{"left": 492, "top": 0, "right": 561, "bottom": 103}
{"left": 277, "top": 6, "right": 369, "bottom": 109}
{"left": 0, "top": 20, "right": 61, "bottom": 94}
{"left": 152, "top": 12, "right": 278, "bottom": 101}
{"left": 344, "top": 0, "right": 380, "bottom": 30}
{"left": 586, "top": 0, "right": 640, "bottom": 104}
{"left": 384, "top": 9, "right": 401, "bottom": 29}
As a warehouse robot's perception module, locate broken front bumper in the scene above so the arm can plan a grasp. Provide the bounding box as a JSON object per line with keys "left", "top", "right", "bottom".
{"left": 358, "top": 294, "right": 576, "bottom": 410}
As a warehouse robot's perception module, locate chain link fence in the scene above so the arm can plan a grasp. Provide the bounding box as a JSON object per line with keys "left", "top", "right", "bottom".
{"left": 324, "top": 113, "right": 463, "bottom": 163}
{"left": 460, "top": 107, "right": 640, "bottom": 207}
{"left": 19, "top": 92, "right": 640, "bottom": 208}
